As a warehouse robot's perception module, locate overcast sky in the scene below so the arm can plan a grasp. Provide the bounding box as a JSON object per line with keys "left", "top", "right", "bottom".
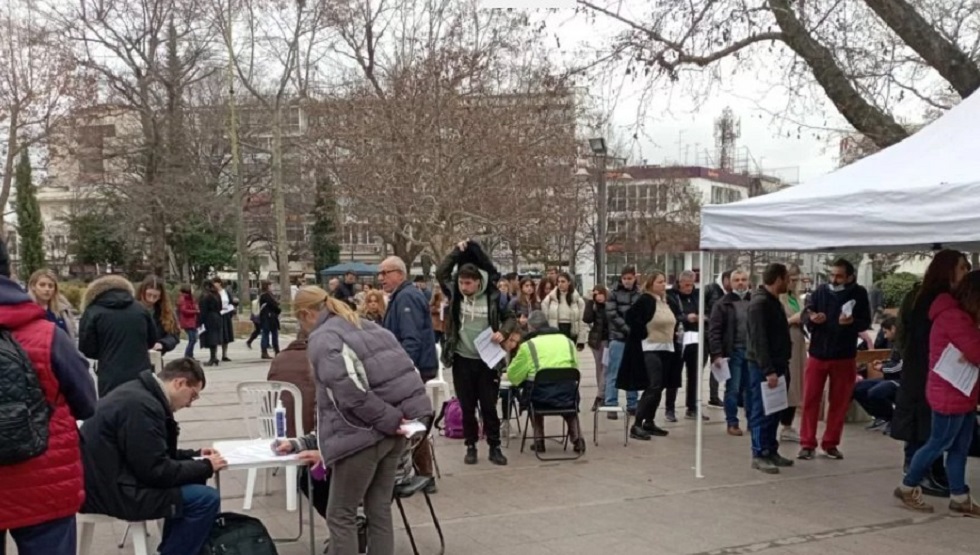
{"left": 541, "top": 8, "right": 848, "bottom": 184}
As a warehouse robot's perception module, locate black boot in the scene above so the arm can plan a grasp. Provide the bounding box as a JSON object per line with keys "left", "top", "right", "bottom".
{"left": 261, "top": 349, "right": 272, "bottom": 360}
{"left": 488, "top": 446, "right": 508, "bottom": 466}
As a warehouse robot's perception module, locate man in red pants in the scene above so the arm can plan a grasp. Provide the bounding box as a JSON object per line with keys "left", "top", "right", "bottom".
{"left": 798, "top": 258, "right": 872, "bottom": 460}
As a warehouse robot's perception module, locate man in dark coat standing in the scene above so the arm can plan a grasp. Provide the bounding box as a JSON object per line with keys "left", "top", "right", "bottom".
{"left": 79, "top": 359, "right": 227, "bottom": 555}
{"left": 78, "top": 275, "right": 158, "bottom": 396}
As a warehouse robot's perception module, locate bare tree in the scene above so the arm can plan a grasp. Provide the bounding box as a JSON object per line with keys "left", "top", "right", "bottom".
{"left": 310, "top": 0, "right": 577, "bottom": 265}
{"left": 577, "top": 0, "right": 980, "bottom": 149}
{"left": 1, "top": 0, "right": 93, "bottom": 233}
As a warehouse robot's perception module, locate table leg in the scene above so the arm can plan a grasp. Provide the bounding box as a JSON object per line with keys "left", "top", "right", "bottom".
{"left": 307, "top": 469, "right": 316, "bottom": 555}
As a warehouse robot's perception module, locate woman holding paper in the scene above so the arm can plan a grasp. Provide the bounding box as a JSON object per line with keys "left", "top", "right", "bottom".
{"left": 895, "top": 271, "right": 980, "bottom": 516}
{"left": 778, "top": 265, "right": 807, "bottom": 442}
{"left": 294, "top": 286, "right": 434, "bottom": 555}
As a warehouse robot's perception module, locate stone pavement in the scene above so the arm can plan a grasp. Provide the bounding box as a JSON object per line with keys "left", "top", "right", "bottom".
{"left": 10, "top": 338, "right": 978, "bottom": 555}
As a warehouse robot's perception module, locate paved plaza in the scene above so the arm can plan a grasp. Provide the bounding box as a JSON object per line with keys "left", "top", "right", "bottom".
{"left": 12, "top": 337, "right": 978, "bottom": 555}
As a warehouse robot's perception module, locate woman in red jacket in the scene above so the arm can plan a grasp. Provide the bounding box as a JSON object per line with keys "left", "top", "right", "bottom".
{"left": 895, "top": 271, "right": 980, "bottom": 516}
{"left": 177, "top": 284, "right": 200, "bottom": 359}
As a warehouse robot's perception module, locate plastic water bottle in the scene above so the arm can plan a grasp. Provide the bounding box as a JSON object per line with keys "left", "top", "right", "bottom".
{"left": 274, "top": 399, "right": 287, "bottom": 439}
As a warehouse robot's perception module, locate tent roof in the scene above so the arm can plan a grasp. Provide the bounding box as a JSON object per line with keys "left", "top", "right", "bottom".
{"left": 700, "top": 91, "right": 980, "bottom": 253}
{"left": 319, "top": 262, "right": 378, "bottom": 276}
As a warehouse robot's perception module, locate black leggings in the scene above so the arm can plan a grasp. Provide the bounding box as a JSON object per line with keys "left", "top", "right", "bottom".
{"left": 298, "top": 469, "right": 331, "bottom": 519}
{"left": 636, "top": 351, "right": 668, "bottom": 425}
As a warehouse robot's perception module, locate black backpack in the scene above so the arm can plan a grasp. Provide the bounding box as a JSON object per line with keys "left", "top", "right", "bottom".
{"left": 198, "top": 513, "right": 278, "bottom": 555}
{"left": 0, "top": 329, "right": 51, "bottom": 465}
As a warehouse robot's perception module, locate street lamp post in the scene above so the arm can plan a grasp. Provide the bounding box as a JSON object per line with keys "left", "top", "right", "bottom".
{"left": 589, "top": 138, "right": 608, "bottom": 287}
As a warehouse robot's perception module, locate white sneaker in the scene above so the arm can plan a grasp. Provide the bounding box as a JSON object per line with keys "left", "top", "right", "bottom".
{"left": 780, "top": 427, "right": 800, "bottom": 443}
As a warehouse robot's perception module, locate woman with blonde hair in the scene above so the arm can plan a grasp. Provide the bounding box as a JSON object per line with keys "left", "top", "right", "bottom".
{"left": 27, "top": 269, "right": 76, "bottom": 338}
{"left": 294, "top": 286, "right": 433, "bottom": 555}
{"left": 359, "top": 289, "right": 387, "bottom": 324}
{"left": 137, "top": 275, "right": 180, "bottom": 355}
{"left": 618, "top": 271, "right": 682, "bottom": 441}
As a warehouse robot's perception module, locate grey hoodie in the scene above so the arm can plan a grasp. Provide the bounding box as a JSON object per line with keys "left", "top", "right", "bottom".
{"left": 456, "top": 268, "right": 490, "bottom": 360}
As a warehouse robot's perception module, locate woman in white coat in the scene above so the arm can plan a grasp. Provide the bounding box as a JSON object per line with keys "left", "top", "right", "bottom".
{"left": 542, "top": 271, "right": 587, "bottom": 348}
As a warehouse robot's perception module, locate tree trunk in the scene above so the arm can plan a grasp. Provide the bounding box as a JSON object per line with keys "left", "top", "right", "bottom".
{"left": 272, "top": 101, "right": 291, "bottom": 304}
{"left": 863, "top": 0, "right": 980, "bottom": 98}
{"left": 769, "top": 0, "right": 910, "bottom": 148}
{"left": 225, "top": 0, "right": 250, "bottom": 312}
{"left": 0, "top": 106, "right": 19, "bottom": 235}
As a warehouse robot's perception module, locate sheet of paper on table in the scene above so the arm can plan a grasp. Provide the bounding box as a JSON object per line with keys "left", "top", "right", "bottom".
{"left": 474, "top": 327, "right": 507, "bottom": 368}
{"left": 710, "top": 358, "right": 731, "bottom": 383}
{"left": 220, "top": 442, "right": 301, "bottom": 466}
{"left": 761, "top": 376, "right": 789, "bottom": 416}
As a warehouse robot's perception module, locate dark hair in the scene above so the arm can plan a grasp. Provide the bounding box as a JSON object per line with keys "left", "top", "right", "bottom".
{"left": 721, "top": 270, "right": 733, "bottom": 281}
{"left": 954, "top": 271, "right": 980, "bottom": 323}
{"left": 345, "top": 271, "right": 356, "bottom": 277}
{"left": 917, "top": 249, "right": 967, "bottom": 305}
{"left": 211, "top": 277, "right": 223, "bottom": 286}
{"left": 762, "top": 263, "right": 788, "bottom": 286}
{"left": 0, "top": 240, "right": 9, "bottom": 278}
{"left": 832, "top": 258, "right": 856, "bottom": 277}
{"left": 179, "top": 283, "right": 192, "bottom": 295}
{"left": 621, "top": 265, "right": 636, "bottom": 277}
{"left": 457, "top": 263, "right": 482, "bottom": 281}
{"left": 517, "top": 277, "right": 537, "bottom": 307}
{"left": 880, "top": 316, "right": 898, "bottom": 331}
{"left": 260, "top": 280, "right": 272, "bottom": 292}
{"left": 503, "top": 272, "right": 518, "bottom": 281}
{"left": 592, "top": 285, "right": 609, "bottom": 301}
{"left": 158, "top": 358, "right": 206, "bottom": 388}
{"left": 556, "top": 271, "right": 575, "bottom": 305}
{"left": 414, "top": 275, "right": 425, "bottom": 283}
{"left": 536, "top": 277, "right": 554, "bottom": 300}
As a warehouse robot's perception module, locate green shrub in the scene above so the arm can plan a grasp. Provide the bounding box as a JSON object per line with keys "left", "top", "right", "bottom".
{"left": 878, "top": 272, "right": 918, "bottom": 309}
{"left": 61, "top": 282, "right": 86, "bottom": 311}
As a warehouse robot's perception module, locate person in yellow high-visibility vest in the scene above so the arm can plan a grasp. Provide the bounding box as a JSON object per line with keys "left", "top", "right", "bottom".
{"left": 507, "top": 311, "right": 584, "bottom": 454}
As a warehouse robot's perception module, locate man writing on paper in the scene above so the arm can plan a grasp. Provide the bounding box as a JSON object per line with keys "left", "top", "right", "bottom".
{"left": 436, "top": 239, "right": 516, "bottom": 466}
{"left": 79, "top": 358, "right": 227, "bottom": 555}
{"left": 507, "top": 311, "right": 585, "bottom": 454}
{"left": 746, "top": 263, "right": 794, "bottom": 475}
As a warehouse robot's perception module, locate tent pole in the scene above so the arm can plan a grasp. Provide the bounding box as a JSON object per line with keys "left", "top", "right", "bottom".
{"left": 695, "top": 250, "right": 708, "bottom": 478}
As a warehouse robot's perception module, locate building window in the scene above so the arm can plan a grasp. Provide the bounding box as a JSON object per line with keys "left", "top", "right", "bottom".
{"left": 711, "top": 185, "right": 741, "bottom": 204}
{"left": 77, "top": 124, "right": 115, "bottom": 175}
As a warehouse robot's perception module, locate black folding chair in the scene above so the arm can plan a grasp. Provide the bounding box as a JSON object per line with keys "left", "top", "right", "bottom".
{"left": 519, "top": 367, "right": 582, "bottom": 462}
{"left": 393, "top": 422, "right": 445, "bottom": 555}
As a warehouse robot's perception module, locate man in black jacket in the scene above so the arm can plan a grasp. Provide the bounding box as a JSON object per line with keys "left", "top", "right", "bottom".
{"left": 80, "top": 359, "right": 227, "bottom": 555}
{"left": 436, "top": 240, "right": 516, "bottom": 466}
{"left": 708, "top": 269, "right": 752, "bottom": 436}
{"left": 667, "top": 270, "right": 709, "bottom": 422}
{"left": 603, "top": 266, "right": 641, "bottom": 417}
{"left": 746, "top": 264, "right": 793, "bottom": 474}
{"left": 704, "top": 270, "right": 732, "bottom": 405}
{"left": 78, "top": 275, "right": 159, "bottom": 397}
{"left": 798, "top": 258, "right": 872, "bottom": 461}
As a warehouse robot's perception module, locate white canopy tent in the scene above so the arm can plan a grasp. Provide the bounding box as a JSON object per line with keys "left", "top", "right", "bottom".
{"left": 701, "top": 88, "right": 980, "bottom": 253}
{"left": 691, "top": 90, "right": 980, "bottom": 477}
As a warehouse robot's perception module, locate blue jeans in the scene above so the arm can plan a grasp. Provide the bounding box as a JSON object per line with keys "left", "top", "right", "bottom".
{"left": 724, "top": 349, "right": 748, "bottom": 427}
{"left": 0, "top": 515, "right": 75, "bottom": 555}
{"left": 183, "top": 328, "right": 198, "bottom": 359}
{"left": 903, "top": 411, "right": 976, "bottom": 496}
{"left": 852, "top": 379, "right": 898, "bottom": 421}
{"left": 159, "top": 485, "right": 221, "bottom": 555}
{"left": 746, "top": 362, "right": 781, "bottom": 458}
{"left": 603, "top": 340, "right": 638, "bottom": 410}
{"left": 261, "top": 327, "right": 280, "bottom": 353}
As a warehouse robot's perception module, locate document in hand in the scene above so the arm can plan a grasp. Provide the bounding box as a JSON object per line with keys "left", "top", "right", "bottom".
{"left": 399, "top": 420, "right": 428, "bottom": 438}
{"left": 934, "top": 344, "right": 980, "bottom": 397}
{"left": 683, "top": 331, "right": 700, "bottom": 348}
{"left": 474, "top": 327, "right": 507, "bottom": 368}
{"left": 841, "top": 299, "right": 856, "bottom": 318}
{"left": 761, "top": 376, "right": 789, "bottom": 416}
{"left": 710, "top": 358, "right": 731, "bottom": 383}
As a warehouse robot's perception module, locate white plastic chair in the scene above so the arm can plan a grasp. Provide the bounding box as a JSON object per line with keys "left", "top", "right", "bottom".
{"left": 427, "top": 344, "right": 451, "bottom": 411}
{"left": 235, "top": 381, "right": 305, "bottom": 512}
{"left": 78, "top": 514, "right": 162, "bottom": 555}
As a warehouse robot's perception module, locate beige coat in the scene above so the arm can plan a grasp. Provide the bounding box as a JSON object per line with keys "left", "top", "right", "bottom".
{"left": 542, "top": 288, "right": 587, "bottom": 344}
{"left": 780, "top": 292, "right": 807, "bottom": 407}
